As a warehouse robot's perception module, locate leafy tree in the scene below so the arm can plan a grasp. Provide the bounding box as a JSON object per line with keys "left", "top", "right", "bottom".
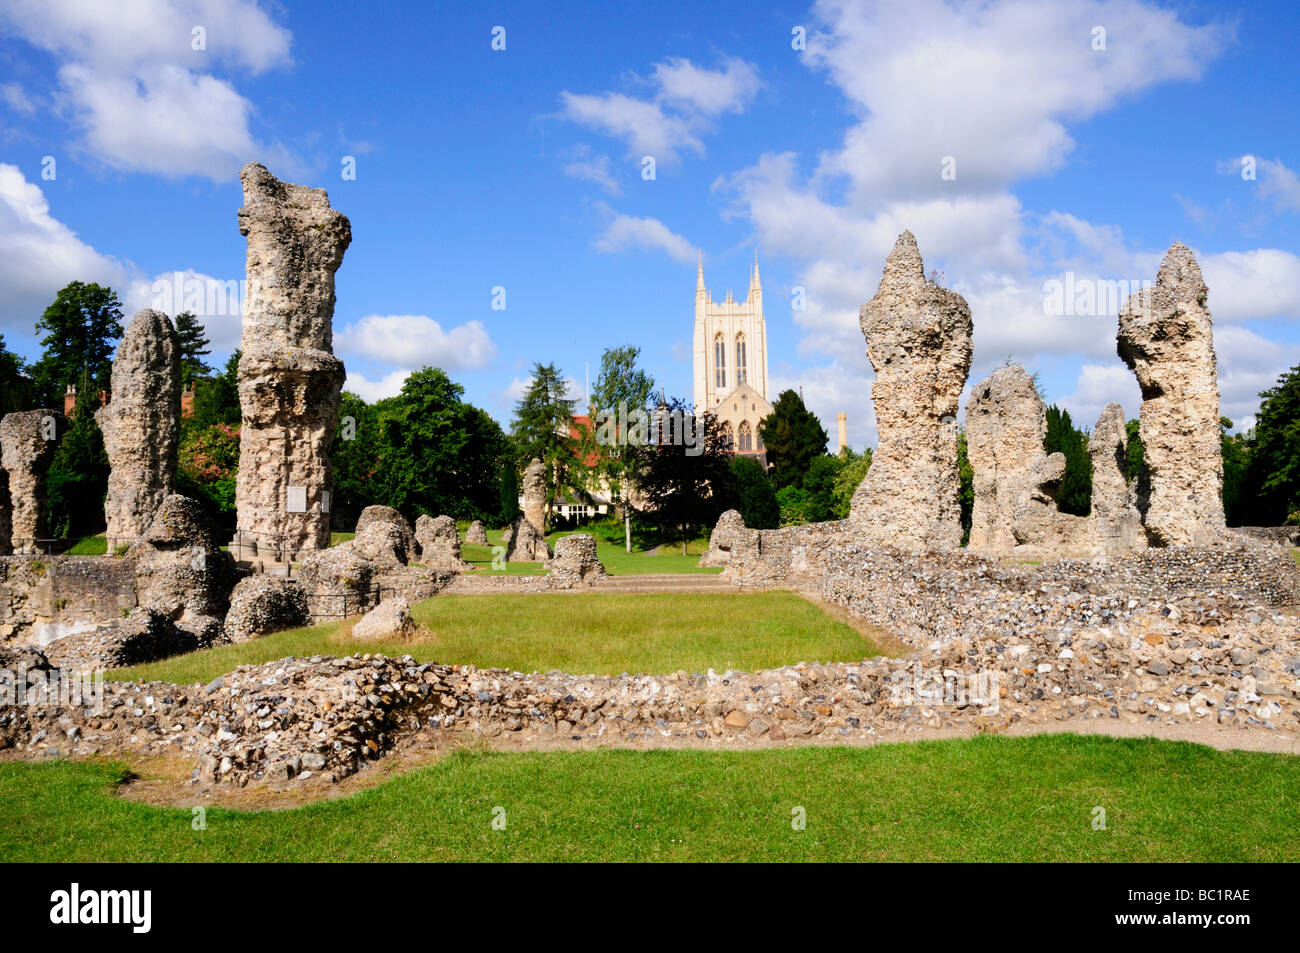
{"left": 510, "top": 361, "right": 576, "bottom": 498}
{"left": 174, "top": 311, "right": 213, "bottom": 386}
{"left": 957, "top": 430, "right": 974, "bottom": 543}
{"left": 1045, "top": 405, "right": 1091, "bottom": 516}
{"left": 31, "top": 281, "right": 123, "bottom": 404}
{"left": 1220, "top": 417, "right": 1252, "bottom": 526}
{"left": 176, "top": 422, "right": 240, "bottom": 524}
{"left": 829, "top": 448, "right": 871, "bottom": 520}
{"left": 1125, "top": 419, "right": 1145, "bottom": 483}
{"left": 776, "top": 485, "right": 815, "bottom": 526}
{"left": 1241, "top": 363, "right": 1300, "bottom": 524}
{"left": 331, "top": 392, "right": 382, "bottom": 527}
{"left": 634, "top": 397, "right": 736, "bottom": 552}
{"left": 587, "top": 345, "right": 655, "bottom": 513}
{"left": 188, "top": 349, "right": 241, "bottom": 429}
{"left": 758, "top": 389, "right": 828, "bottom": 490}
{"left": 45, "top": 379, "right": 109, "bottom": 542}
{"left": 0, "top": 335, "right": 35, "bottom": 415}
{"left": 377, "top": 367, "right": 509, "bottom": 521}
{"left": 801, "top": 454, "right": 843, "bottom": 523}
{"left": 730, "top": 455, "right": 779, "bottom": 529}
{"left": 498, "top": 461, "right": 521, "bottom": 526}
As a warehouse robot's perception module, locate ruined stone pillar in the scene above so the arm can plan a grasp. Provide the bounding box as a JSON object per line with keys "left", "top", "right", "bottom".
{"left": 1117, "top": 243, "right": 1225, "bottom": 546}
{"left": 849, "top": 232, "right": 972, "bottom": 549}
{"left": 522, "top": 458, "right": 547, "bottom": 533}
{"left": 232, "top": 162, "right": 351, "bottom": 560}
{"left": 95, "top": 308, "right": 180, "bottom": 548}
{"left": 1088, "top": 403, "right": 1146, "bottom": 555}
{"left": 0, "top": 410, "right": 60, "bottom": 554}
{"left": 965, "top": 365, "right": 1047, "bottom": 553}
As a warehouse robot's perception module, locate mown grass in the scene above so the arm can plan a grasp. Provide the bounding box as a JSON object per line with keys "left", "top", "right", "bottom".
{"left": 111, "top": 590, "right": 879, "bottom": 683}
{"left": 2, "top": 735, "right": 1297, "bottom": 862}
{"left": 461, "top": 528, "right": 719, "bottom": 576}
{"left": 1291, "top": 546, "right": 1299, "bottom": 566}
{"left": 65, "top": 535, "right": 108, "bottom": 556}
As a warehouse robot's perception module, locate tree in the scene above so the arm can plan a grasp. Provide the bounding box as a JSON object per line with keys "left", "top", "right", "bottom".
{"left": 498, "top": 461, "right": 520, "bottom": 526}
{"left": 1125, "top": 419, "right": 1145, "bottom": 483}
{"left": 587, "top": 345, "right": 655, "bottom": 513}
{"left": 188, "top": 349, "right": 241, "bottom": 429}
{"left": 634, "top": 397, "right": 736, "bottom": 552}
{"left": 45, "top": 379, "right": 109, "bottom": 541}
{"left": 1221, "top": 417, "right": 1251, "bottom": 526}
{"left": 957, "top": 430, "right": 974, "bottom": 543}
{"left": 758, "top": 389, "right": 828, "bottom": 490}
{"left": 730, "top": 455, "right": 779, "bottom": 529}
{"left": 1045, "top": 405, "right": 1092, "bottom": 516}
{"left": 31, "top": 281, "right": 123, "bottom": 404}
{"left": 174, "top": 312, "right": 213, "bottom": 386}
{"left": 331, "top": 392, "right": 382, "bottom": 527}
{"left": 1241, "top": 363, "right": 1300, "bottom": 524}
{"left": 510, "top": 361, "right": 576, "bottom": 498}
{"left": 776, "top": 485, "right": 815, "bottom": 526}
{"left": 376, "top": 367, "right": 509, "bottom": 521}
{"left": 830, "top": 448, "right": 871, "bottom": 520}
{"left": 801, "top": 454, "right": 844, "bottom": 523}
{"left": 0, "top": 335, "right": 35, "bottom": 415}
{"left": 176, "top": 422, "right": 240, "bottom": 525}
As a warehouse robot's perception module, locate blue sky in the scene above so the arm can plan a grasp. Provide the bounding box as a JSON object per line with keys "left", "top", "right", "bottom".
{"left": 1, "top": 0, "right": 1298, "bottom": 449}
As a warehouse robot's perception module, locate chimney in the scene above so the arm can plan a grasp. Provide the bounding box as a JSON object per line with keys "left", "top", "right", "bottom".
{"left": 63, "top": 384, "right": 76, "bottom": 418}
{"left": 837, "top": 412, "right": 847, "bottom": 453}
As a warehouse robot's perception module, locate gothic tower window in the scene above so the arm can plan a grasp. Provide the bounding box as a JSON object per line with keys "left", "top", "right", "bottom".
{"left": 737, "top": 420, "right": 753, "bottom": 452}
{"left": 714, "top": 333, "right": 726, "bottom": 389}
{"left": 720, "top": 421, "right": 734, "bottom": 450}
{"left": 736, "top": 333, "right": 747, "bottom": 385}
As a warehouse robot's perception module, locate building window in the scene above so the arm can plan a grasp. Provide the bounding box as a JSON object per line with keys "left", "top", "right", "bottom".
{"left": 738, "top": 420, "right": 753, "bottom": 452}
{"left": 721, "top": 421, "right": 734, "bottom": 450}
{"left": 736, "top": 333, "right": 747, "bottom": 385}
{"left": 714, "top": 334, "right": 726, "bottom": 389}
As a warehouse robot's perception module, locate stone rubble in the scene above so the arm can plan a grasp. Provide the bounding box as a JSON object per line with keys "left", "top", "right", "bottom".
{"left": 351, "top": 596, "right": 416, "bottom": 642}
{"left": 505, "top": 514, "right": 551, "bottom": 563}
{"left": 1088, "top": 402, "right": 1147, "bottom": 556}
{"left": 414, "top": 514, "right": 469, "bottom": 571}
{"left": 465, "top": 520, "right": 489, "bottom": 546}
{"left": 548, "top": 534, "right": 606, "bottom": 589}
{"left": 521, "top": 458, "right": 547, "bottom": 534}
{"left": 224, "top": 576, "right": 310, "bottom": 643}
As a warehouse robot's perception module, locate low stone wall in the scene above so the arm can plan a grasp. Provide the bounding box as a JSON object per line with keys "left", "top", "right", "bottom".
{"left": 728, "top": 522, "right": 1300, "bottom": 647}
{"left": 0, "top": 556, "right": 138, "bottom": 646}
{"left": 1234, "top": 526, "right": 1300, "bottom": 548}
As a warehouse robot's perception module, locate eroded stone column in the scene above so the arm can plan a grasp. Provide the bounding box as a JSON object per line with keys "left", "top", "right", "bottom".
{"left": 1088, "top": 402, "right": 1146, "bottom": 556}
{"left": 965, "top": 365, "right": 1047, "bottom": 553}
{"left": 521, "top": 458, "right": 547, "bottom": 534}
{"left": 849, "top": 232, "right": 972, "bottom": 549}
{"left": 1117, "top": 243, "right": 1225, "bottom": 546}
{"left": 95, "top": 308, "right": 180, "bottom": 547}
{"left": 232, "top": 162, "right": 351, "bottom": 560}
{"left": 0, "top": 410, "right": 60, "bottom": 554}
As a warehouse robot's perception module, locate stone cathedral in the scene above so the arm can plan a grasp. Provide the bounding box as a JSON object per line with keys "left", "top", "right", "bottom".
{"left": 692, "top": 252, "right": 774, "bottom": 461}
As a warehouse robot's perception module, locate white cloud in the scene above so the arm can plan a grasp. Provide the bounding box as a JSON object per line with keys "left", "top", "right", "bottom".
{"left": 1, "top": 83, "right": 37, "bottom": 116}
{"left": 562, "top": 149, "right": 621, "bottom": 195}
{"left": 1, "top": 0, "right": 295, "bottom": 181}
{"left": 0, "top": 162, "right": 126, "bottom": 339}
{"left": 1200, "top": 249, "right": 1300, "bottom": 321}
{"left": 591, "top": 202, "right": 694, "bottom": 262}
{"left": 344, "top": 368, "right": 415, "bottom": 403}
{"left": 121, "top": 268, "right": 243, "bottom": 353}
{"left": 336, "top": 315, "right": 497, "bottom": 372}
{"left": 652, "top": 56, "right": 761, "bottom": 116}
{"left": 1056, "top": 363, "right": 1142, "bottom": 429}
{"left": 1257, "top": 158, "right": 1300, "bottom": 213}
{"left": 559, "top": 55, "right": 760, "bottom": 165}
{"left": 772, "top": 361, "right": 878, "bottom": 451}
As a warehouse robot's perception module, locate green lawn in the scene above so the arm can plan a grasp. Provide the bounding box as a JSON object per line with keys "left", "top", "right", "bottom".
{"left": 1291, "top": 546, "right": 1299, "bottom": 566}
{"left": 3, "top": 735, "right": 1297, "bottom": 861}
{"left": 111, "top": 590, "right": 879, "bottom": 683}
{"left": 65, "top": 534, "right": 108, "bottom": 555}
{"left": 461, "top": 527, "right": 720, "bottom": 576}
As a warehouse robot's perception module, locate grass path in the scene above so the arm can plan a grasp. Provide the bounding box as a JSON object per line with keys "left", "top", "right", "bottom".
{"left": 2, "top": 735, "right": 1297, "bottom": 861}
{"left": 111, "top": 590, "right": 881, "bottom": 683}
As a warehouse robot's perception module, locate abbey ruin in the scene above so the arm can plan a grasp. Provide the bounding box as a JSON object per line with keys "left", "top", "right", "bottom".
{"left": 1, "top": 176, "right": 1296, "bottom": 791}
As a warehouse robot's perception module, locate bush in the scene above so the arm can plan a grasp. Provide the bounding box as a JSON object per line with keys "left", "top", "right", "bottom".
{"left": 731, "top": 456, "right": 779, "bottom": 529}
